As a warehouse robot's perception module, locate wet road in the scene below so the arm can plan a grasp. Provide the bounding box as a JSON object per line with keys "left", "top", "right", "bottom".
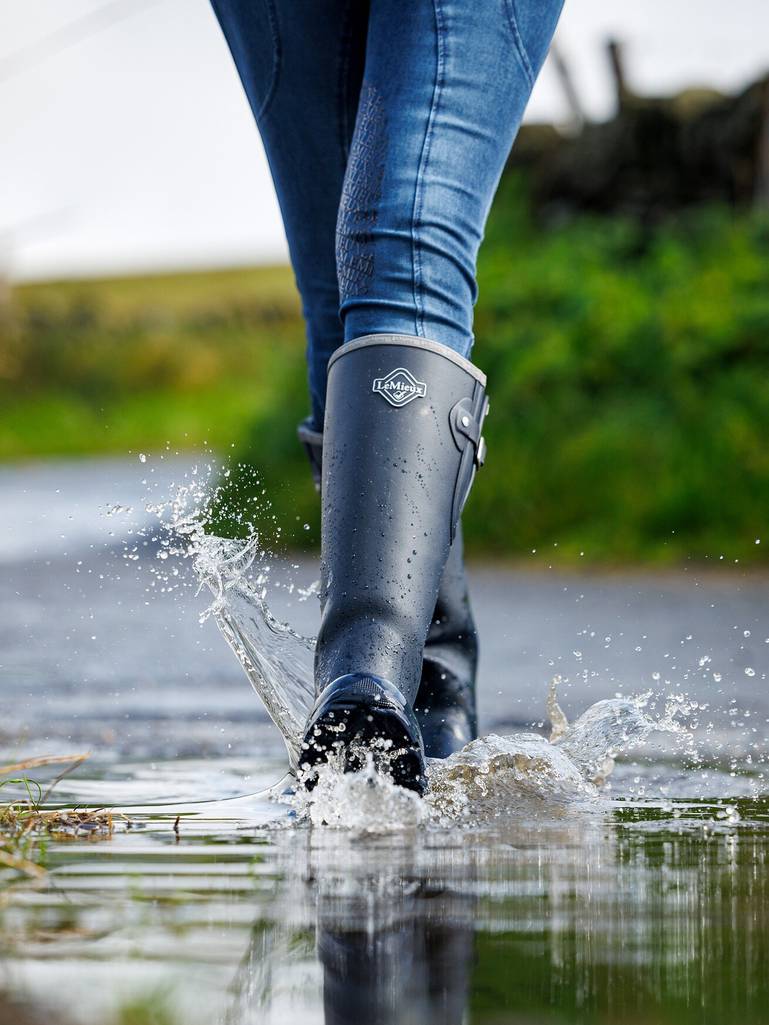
{"left": 1, "top": 456, "right": 767, "bottom": 785}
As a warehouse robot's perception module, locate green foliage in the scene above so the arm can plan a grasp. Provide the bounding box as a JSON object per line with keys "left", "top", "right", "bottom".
{"left": 0, "top": 266, "right": 305, "bottom": 457}
{"left": 216, "top": 188, "right": 769, "bottom": 563}
{"left": 471, "top": 187, "right": 769, "bottom": 562}
{"left": 3, "top": 192, "right": 769, "bottom": 563}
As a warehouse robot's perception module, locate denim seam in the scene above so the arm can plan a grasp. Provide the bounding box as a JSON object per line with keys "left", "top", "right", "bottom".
{"left": 335, "top": 0, "right": 355, "bottom": 164}
{"left": 502, "top": 0, "right": 535, "bottom": 90}
{"left": 254, "top": 0, "right": 281, "bottom": 122}
{"left": 412, "top": 0, "right": 446, "bottom": 337}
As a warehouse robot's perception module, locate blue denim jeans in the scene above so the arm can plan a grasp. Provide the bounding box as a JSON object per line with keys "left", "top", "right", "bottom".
{"left": 211, "top": 0, "right": 563, "bottom": 429}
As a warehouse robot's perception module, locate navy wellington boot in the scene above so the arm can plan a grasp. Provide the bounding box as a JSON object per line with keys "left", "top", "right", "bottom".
{"left": 298, "top": 334, "right": 488, "bottom": 794}
{"left": 296, "top": 465, "right": 479, "bottom": 764}
{"left": 300, "top": 409, "right": 480, "bottom": 760}
{"left": 299, "top": 428, "right": 480, "bottom": 764}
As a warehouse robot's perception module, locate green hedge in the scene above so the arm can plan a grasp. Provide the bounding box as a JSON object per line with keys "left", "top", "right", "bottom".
{"left": 4, "top": 184, "right": 769, "bottom": 563}
{"left": 214, "top": 185, "right": 769, "bottom": 563}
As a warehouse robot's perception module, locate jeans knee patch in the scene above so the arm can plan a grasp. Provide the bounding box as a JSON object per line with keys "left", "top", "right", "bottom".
{"left": 336, "top": 82, "right": 388, "bottom": 302}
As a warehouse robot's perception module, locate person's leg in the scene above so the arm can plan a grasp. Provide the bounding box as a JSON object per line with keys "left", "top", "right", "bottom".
{"left": 210, "top": 0, "right": 369, "bottom": 430}
{"left": 337, "top": 0, "right": 564, "bottom": 356}
{"left": 212, "top": 0, "right": 483, "bottom": 765}
{"left": 304, "top": 0, "right": 564, "bottom": 789}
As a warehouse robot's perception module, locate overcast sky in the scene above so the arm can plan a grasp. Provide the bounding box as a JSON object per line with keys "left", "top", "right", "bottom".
{"left": 3, "top": 0, "right": 769, "bottom": 281}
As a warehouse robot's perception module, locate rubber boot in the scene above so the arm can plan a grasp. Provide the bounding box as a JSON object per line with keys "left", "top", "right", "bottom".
{"left": 298, "top": 419, "right": 479, "bottom": 759}
{"left": 298, "top": 334, "right": 488, "bottom": 793}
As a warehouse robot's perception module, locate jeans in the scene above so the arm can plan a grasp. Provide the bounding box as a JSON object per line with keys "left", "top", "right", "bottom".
{"left": 211, "top": 0, "right": 564, "bottom": 429}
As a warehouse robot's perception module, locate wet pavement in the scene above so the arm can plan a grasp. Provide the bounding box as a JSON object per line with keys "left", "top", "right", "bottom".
{"left": 3, "top": 457, "right": 768, "bottom": 772}
{"left": 1, "top": 457, "right": 768, "bottom": 1024}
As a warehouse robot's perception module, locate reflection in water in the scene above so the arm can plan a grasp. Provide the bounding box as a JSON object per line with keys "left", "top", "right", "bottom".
{"left": 318, "top": 912, "right": 473, "bottom": 1025}
{"left": 220, "top": 800, "right": 768, "bottom": 1025}
{"left": 466, "top": 807, "right": 769, "bottom": 1024}
{"left": 0, "top": 797, "right": 767, "bottom": 1023}
{"left": 227, "top": 837, "right": 475, "bottom": 1025}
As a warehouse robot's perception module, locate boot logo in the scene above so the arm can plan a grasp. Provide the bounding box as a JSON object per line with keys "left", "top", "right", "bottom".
{"left": 372, "top": 368, "right": 427, "bottom": 407}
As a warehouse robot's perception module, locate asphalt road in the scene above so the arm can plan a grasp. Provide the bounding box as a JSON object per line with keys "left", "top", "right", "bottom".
{"left": 2, "top": 457, "right": 767, "bottom": 767}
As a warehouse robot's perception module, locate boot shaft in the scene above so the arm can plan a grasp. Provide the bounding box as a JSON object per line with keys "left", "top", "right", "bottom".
{"left": 315, "top": 334, "right": 487, "bottom": 703}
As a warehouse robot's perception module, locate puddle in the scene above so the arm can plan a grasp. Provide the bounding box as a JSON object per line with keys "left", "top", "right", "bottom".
{"left": 2, "top": 787, "right": 768, "bottom": 1025}
{"left": 2, "top": 456, "right": 768, "bottom": 1024}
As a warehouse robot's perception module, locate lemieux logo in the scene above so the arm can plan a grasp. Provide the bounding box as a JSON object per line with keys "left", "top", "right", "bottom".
{"left": 372, "top": 367, "right": 427, "bottom": 408}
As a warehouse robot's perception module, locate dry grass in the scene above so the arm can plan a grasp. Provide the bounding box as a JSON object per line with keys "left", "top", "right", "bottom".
{"left": 0, "top": 753, "right": 117, "bottom": 884}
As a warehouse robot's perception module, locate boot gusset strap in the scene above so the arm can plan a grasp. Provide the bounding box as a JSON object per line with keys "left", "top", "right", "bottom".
{"left": 450, "top": 395, "right": 489, "bottom": 469}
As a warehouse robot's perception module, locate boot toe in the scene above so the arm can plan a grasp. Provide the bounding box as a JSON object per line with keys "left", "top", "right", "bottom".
{"left": 300, "top": 673, "right": 427, "bottom": 795}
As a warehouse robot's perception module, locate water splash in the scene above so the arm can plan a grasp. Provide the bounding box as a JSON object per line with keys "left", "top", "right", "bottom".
{"left": 286, "top": 755, "right": 428, "bottom": 831}
{"left": 141, "top": 461, "right": 315, "bottom": 767}
{"left": 196, "top": 533, "right": 314, "bottom": 767}
{"left": 190, "top": 531, "right": 660, "bottom": 824}
{"left": 137, "top": 466, "right": 691, "bottom": 829}
{"left": 286, "top": 688, "right": 656, "bottom": 830}
{"left": 188, "top": 523, "right": 660, "bottom": 826}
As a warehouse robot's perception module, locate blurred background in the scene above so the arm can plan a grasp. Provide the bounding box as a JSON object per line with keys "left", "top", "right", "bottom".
{"left": 3, "top": 0, "right": 769, "bottom": 563}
